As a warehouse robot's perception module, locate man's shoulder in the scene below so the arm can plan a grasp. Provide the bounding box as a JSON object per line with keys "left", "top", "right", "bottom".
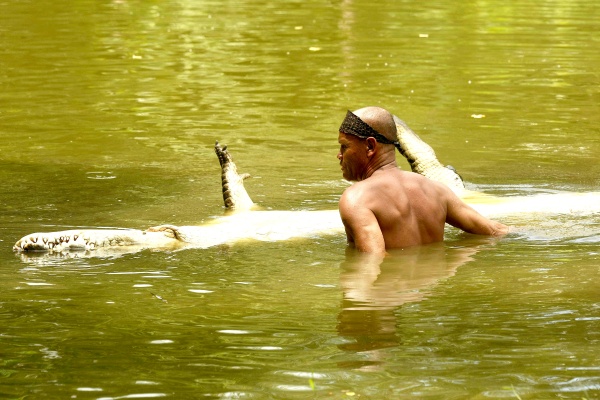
{"left": 341, "top": 181, "right": 365, "bottom": 200}
{"left": 341, "top": 172, "right": 392, "bottom": 204}
{"left": 340, "top": 178, "right": 376, "bottom": 206}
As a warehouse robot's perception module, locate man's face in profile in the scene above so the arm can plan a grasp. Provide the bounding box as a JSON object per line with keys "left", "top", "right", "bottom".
{"left": 337, "top": 132, "right": 367, "bottom": 182}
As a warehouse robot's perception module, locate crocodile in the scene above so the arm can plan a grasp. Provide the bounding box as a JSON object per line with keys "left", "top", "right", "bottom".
{"left": 13, "top": 141, "right": 344, "bottom": 255}
{"left": 13, "top": 116, "right": 600, "bottom": 256}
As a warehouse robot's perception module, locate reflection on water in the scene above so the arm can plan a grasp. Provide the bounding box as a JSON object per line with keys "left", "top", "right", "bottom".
{"left": 337, "top": 240, "right": 486, "bottom": 370}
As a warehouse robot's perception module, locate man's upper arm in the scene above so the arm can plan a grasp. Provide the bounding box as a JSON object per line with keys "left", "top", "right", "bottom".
{"left": 339, "top": 192, "right": 386, "bottom": 254}
{"left": 444, "top": 188, "right": 507, "bottom": 236}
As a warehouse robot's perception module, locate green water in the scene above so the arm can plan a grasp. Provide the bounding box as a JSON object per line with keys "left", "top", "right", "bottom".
{"left": 1, "top": 0, "right": 599, "bottom": 398}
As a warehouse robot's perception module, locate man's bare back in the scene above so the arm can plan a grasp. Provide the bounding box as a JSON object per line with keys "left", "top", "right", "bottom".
{"left": 341, "top": 167, "right": 446, "bottom": 249}
{"left": 337, "top": 107, "right": 508, "bottom": 254}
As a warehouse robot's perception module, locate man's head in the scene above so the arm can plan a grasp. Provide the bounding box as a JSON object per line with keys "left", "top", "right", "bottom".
{"left": 337, "top": 107, "right": 398, "bottom": 181}
{"left": 345, "top": 107, "right": 398, "bottom": 143}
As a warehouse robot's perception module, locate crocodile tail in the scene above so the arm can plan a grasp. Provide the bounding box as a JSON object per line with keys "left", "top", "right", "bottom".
{"left": 214, "top": 141, "right": 255, "bottom": 211}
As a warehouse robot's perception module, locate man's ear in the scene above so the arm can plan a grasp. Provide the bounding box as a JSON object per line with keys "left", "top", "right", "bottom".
{"left": 365, "top": 137, "right": 377, "bottom": 156}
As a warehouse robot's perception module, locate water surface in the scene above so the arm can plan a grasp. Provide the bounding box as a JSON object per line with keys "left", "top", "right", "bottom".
{"left": 1, "top": 0, "right": 599, "bottom": 398}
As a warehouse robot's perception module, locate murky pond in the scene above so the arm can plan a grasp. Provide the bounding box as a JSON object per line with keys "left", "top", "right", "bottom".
{"left": 1, "top": 0, "right": 599, "bottom": 398}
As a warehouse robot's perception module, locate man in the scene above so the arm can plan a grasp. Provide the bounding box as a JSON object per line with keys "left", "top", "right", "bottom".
{"left": 337, "top": 106, "right": 509, "bottom": 253}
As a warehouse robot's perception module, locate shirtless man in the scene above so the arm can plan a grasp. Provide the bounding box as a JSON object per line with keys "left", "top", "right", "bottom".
{"left": 337, "top": 106, "right": 509, "bottom": 253}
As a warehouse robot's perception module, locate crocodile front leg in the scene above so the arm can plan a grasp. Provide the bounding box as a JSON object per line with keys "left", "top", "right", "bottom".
{"left": 146, "top": 225, "right": 189, "bottom": 242}
{"left": 215, "top": 141, "right": 254, "bottom": 211}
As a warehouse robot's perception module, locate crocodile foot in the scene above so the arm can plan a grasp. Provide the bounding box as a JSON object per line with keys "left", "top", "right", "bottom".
{"left": 146, "top": 225, "right": 188, "bottom": 242}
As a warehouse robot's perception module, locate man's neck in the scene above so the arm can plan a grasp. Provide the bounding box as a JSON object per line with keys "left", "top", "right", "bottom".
{"left": 363, "top": 159, "right": 397, "bottom": 180}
